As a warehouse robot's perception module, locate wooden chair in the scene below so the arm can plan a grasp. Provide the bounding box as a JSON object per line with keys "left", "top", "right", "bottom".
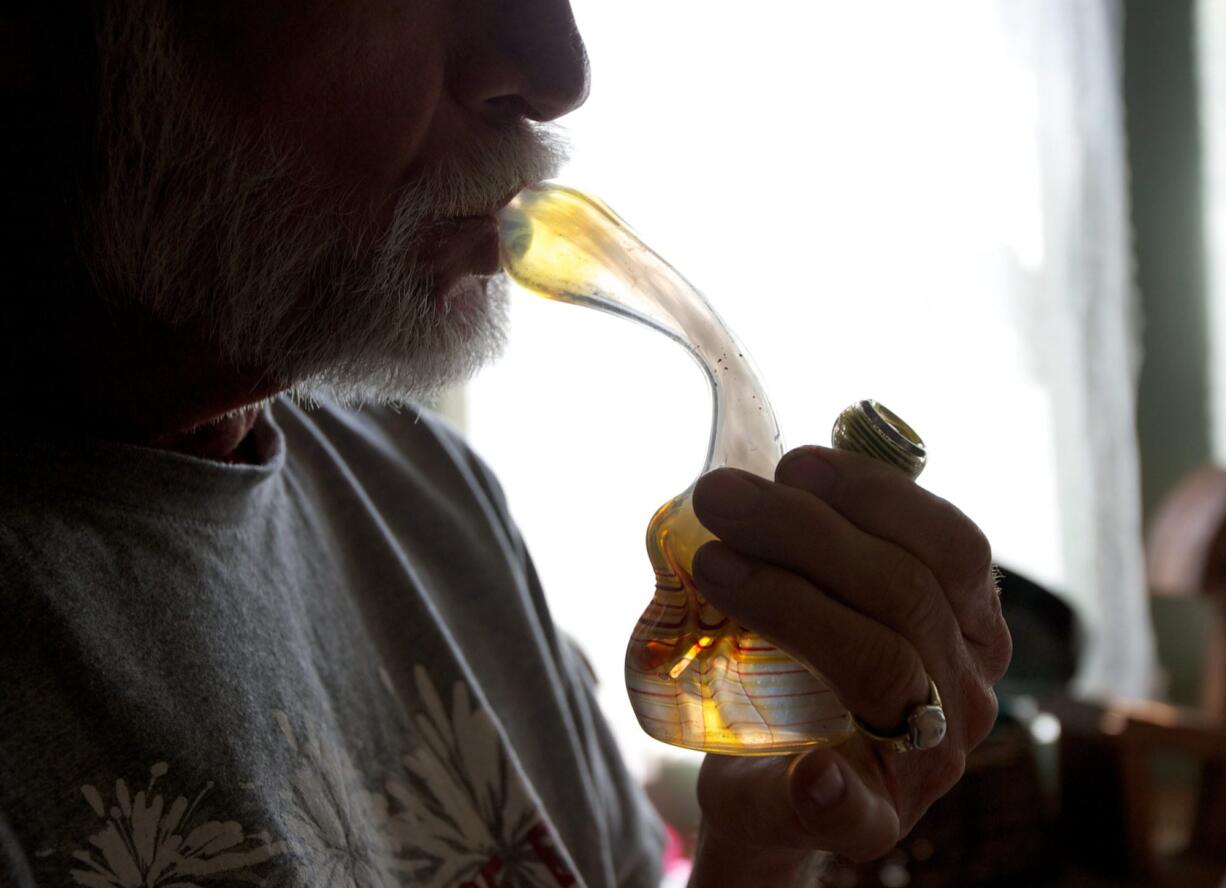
{"left": 1047, "top": 695, "right": 1226, "bottom": 885}
{"left": 1143, "top": 465, "right": 1226, "bottom": 877}
{"left": 1047, "top": 465, "right": 1226, "bottom": 885}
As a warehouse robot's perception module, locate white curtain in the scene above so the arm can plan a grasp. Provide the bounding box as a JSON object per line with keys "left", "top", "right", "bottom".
{"left": 463, "top": 0, "right": 1155, "bottom": 771}
{"left": 1201, "top": 0, "right": 1226, "bottom": 459}
{"left": 1014, "top": 0, "right": 1154, "bottom": 697}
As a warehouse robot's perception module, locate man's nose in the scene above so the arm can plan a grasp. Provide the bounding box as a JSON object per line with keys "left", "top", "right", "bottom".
{"left": 454, "top": 0, "right": 590, "bottom": 123}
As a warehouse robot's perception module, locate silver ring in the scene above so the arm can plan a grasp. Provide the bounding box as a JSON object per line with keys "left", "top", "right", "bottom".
{"left": 853, "top": 676, "right": 947, "bottom": 752}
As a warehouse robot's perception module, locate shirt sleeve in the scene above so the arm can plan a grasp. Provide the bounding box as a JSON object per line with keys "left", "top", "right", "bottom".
{"left": 555, "top": 634, "right": 668, "bottom": 888}
{"left": 498, "top": 507, "right": 667, "bottom": 887}
{"left": 426, "top": 411, "right": 667, "bottom": 887}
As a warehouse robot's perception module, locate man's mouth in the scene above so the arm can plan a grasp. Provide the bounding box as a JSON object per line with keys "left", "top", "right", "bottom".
{"left": 421, "top": 184, "right": 535, "bottom": 302}
{"left": 466, "top": 185, "right": 530, "bottom": 220}
{"left": 421, "top": 216, "right": 501, "bottom": 307}
{"left": 445, "top": 214, "right": 501, "bottom": 276}
{"left": 439, "top": 185, "right": 531, "bottom": 275}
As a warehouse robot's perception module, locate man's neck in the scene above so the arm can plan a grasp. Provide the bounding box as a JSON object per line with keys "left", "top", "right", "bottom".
{"left": 148, "top": 407, "right": 266, "bottom": 464}
{"left": 11, "top": 295, "right": 284, "bottom": 465}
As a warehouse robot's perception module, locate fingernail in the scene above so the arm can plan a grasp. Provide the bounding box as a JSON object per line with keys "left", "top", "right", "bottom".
{"left": 694, "top": 545, "right": 753, "bottom": 588}
{"left": 805, "top": 762, "right": 846, "bottom": 807}
{"left": 695, "top": 470, "right": 761, "bottom": 520}
{"left": 780, "top": 450, "right": 837, "bottom": 497}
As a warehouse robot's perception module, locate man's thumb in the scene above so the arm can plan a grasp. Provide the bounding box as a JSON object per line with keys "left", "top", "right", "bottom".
{"left": 696, "top": 747, "right": 900, "bottom": 862}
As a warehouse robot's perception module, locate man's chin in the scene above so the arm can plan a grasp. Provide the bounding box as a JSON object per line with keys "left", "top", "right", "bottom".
{"left": 288, "top": 273, "right": 509, "bottom": 408}
{"left": 436, "top": 272, "right": 498, "bottom": 315}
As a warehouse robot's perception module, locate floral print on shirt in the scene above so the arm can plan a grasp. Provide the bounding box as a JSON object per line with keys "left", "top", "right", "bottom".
{"left": 69, "top": 762, "right": 283, "bottom": 887}
{"left": 64, "top": 667, "right": 581, "bottom": 888}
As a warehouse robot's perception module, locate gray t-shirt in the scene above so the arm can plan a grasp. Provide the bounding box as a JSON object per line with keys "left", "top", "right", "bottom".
{"left": 0, "top": 398, "right": 664, "bottom": 888}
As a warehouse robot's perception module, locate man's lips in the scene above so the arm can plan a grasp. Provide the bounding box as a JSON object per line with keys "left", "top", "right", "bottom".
{"left": 425, "top": 186, "right": 530, "bottom": 290}
{"left": 455, "top": 214, "right": 501, "bottom": 274}
{"left": 430, "top": 214, "right": 501, "bottom": 285}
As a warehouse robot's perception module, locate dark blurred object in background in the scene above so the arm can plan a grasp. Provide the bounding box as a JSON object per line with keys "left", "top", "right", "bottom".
{"left": 996, "top": 567, "right": 1081, "bottom": 699}
{"left": 819, "top": 565, "right": 1073, "bottom": 887}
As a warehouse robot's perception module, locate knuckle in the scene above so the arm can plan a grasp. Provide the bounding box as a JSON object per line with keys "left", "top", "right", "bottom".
{"left": 886, "top": 555, "right": 945, "bottom": 635}
{"left": 825, "top": 453, "right": 906, "bottom": 509}
{"left": 965, "top": 572, "right": 1013, "bottom": 678}
{"left": 767, "top": 484, "right": 828, "bottom": 547}
{"left": 930, "top": 499, "right": 993, "bottom": 581}
{"left": 930, "top": 745, "right": 967, "bottom": 796}
{"left": 965, "top": 524, "right": 994, "bottom": 573}
{"left": 966, "top": 594, "right": 1013, "bottom": 683}
{"left": 859, "top": 633, "right": 925, "bottom": 711}
{"left": 777, "top": 445, "right": 841, "bottom": 494}
{"left": 860, "top": 470, "right": 903, "bottom": 506}
{"left": 964, "top": 685, "right": 1000, "bottom": 747}
{"left": 982, "top": 579, "right": 1005, "bottom": 624}
{"left": 954, "top": 521, "right": 994, "bottom": 584}
{"left": 983, "top": 619, "right": 1014, "bottom": 683}
{"left": 782, "top": 444, "right": 822, "bottom": 467}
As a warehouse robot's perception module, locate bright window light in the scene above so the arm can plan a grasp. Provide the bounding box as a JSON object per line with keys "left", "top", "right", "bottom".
{"left": 467, "top": 1, "right": 1063, "bottom": 774}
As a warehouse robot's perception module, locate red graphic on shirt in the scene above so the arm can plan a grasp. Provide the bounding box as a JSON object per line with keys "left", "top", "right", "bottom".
{"left": 525, "top": 823, "right": 578, "bottom": 887}
{"left": 458, "top": 822, "right": 578, "bottom": 888}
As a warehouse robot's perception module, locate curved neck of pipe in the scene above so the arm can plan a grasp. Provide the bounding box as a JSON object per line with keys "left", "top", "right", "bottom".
{"left": 499, "top": 184, "right": 784, "bottom": 479}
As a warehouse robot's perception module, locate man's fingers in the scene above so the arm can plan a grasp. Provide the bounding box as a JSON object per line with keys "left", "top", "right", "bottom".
{"left": 692, "top": 542, "right": 930, "bottom": 734}
{"left": 774, "top": 446, "right": 1007, "bottom": 652}
{"left": 789, "top": 748, "right": 903, "bottom": 861}
{"left": 692, "top": 468, "right": 963, "bottom": 671}
{"left": 697, "top": 748, "right": 900, "bottom": 862}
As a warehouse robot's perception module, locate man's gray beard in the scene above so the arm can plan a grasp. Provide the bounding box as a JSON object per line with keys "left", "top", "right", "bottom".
{"left": 81, "top": 4, "right": 564, "bottom": 408}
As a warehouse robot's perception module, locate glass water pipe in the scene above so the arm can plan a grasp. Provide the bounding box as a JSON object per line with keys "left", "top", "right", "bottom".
{"left": 498, "top": 184, "right": 927, "bottom": 756}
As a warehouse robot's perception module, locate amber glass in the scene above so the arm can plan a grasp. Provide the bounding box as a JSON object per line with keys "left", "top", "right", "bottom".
{"left": 498, "top": 185, "right": 924, "bottom": 755}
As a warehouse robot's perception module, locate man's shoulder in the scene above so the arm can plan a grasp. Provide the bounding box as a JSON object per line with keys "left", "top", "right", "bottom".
{"left": 278, "top": 397, "right": 458, "bottom": 451}
{"left": 0, "top": 489, "right": 120, "bottom": 597}
{"left": 274, "top": 397, "right": 512, "bottom": 518}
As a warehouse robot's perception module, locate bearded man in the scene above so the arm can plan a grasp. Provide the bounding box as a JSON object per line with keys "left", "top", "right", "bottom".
{"left": 0, "top": 3, "right": 1010, "bottom": 886}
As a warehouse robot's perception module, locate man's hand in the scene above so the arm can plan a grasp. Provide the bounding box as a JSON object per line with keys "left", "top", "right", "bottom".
{"left": 684, "top": 445, "right": 1011, "bottom": 882}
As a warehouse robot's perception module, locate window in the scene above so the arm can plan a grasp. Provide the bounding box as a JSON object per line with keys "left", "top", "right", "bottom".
{"left": 464, "top": 0, "right": 1149, "bottom": 773}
